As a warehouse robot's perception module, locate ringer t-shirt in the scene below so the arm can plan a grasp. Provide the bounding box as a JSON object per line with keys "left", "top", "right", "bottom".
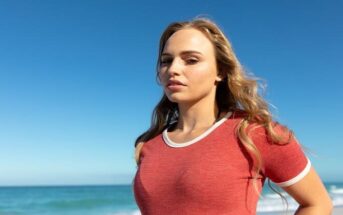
{"left": 133, "top": 110, "right": 311, "bottom": 215}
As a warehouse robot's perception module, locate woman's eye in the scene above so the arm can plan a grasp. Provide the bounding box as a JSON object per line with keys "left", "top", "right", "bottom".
{"left": 160, "top": 59, "right": 171, "bottom": 65}
{"left": 186, "top": 58, "right": 198, "bottom": 64}
{"left": 160, "top": 58, "right": 198, "bottom": 65}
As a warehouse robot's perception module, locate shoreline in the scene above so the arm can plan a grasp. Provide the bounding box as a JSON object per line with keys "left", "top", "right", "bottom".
{"left": 258, "top": 206, "right": 343, "bottom": 215}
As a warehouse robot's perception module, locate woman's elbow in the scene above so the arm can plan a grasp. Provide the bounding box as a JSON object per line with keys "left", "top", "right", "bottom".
{"left": 296, "top": 204, "right": 333, "bottom": 215}
{"left": 322, "top": 199, "right": 334, "bottom": 214}
{"left": 300, "top": 199, "right": 333, "bottom": 215}
{"left": 315, "top": 197, "right": 333, "bottom": 214}
{"left": 296, "top": 195, "right": 333, "bottom": 215}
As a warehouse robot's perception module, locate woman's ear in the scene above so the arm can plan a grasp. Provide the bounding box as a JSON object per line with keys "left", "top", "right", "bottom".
{"left": 215, "top": 72, "right": 227, "bottom": 83}
{"left": 216, "top": 65, "right": 226, "bottom": 83}
{"left": 215, "top": 75, "right": 223, "bottom": 82}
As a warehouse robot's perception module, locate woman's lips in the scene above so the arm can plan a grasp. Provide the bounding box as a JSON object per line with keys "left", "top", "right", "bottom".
{"left": 167, "top": 83, "right": 185, "bottom": 91}
{"left": 167, "top": 79, "right": 185, "bottom": 86}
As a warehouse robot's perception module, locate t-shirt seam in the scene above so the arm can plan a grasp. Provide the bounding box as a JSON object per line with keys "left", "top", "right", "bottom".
{"left": 162, "top": 111, "right": 233, "bottom": 148}
{"left": 274, "top": 157, "right": 311, "bottom": 187}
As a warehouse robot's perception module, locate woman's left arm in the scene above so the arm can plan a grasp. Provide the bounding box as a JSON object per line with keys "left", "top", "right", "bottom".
{"left": 282, "top": 166, "right": 333, "bottom": 215}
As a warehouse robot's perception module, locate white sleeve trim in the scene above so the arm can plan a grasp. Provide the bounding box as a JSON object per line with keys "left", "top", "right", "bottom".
{"left": 275, "top": 157, "right": 311, "bottom": 187}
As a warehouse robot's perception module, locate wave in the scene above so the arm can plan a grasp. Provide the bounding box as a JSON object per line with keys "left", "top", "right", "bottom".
{"left": 330, "top": 187, "right": 343, "bottom": 194}
{"left": 257, "top": 187, "right": 343, "bottom": 212}
{"left": 108, "top": 210, "right": 141, "bottom": 215}
{"left": 46, "top": 198, "right": 115, "bottom": 209}
{"left": 1, "top": 183, "right": 342, "bottom": 214}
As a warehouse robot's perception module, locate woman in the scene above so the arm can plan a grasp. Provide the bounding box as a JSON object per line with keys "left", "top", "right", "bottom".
{"left": 132, "top": 17, "right": 332, "bottom": 214}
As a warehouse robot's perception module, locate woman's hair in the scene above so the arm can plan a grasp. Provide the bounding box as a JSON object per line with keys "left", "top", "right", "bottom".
{"left": 134, "top": 16, "right": 296, "bottom": 212}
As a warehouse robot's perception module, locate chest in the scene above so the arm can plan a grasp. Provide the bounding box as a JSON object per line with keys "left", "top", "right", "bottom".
{"left": 134, "top": 136, "right": 259, "bottom": 203}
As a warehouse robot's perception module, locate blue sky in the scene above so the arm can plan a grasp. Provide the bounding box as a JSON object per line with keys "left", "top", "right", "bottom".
{"left": 0, "top": 0, "right": 342, "bottom": 186}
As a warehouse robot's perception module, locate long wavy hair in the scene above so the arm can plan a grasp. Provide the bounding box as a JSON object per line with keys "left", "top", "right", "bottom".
{"left": 134, "top": 16, "right": 296, "bottom": 212}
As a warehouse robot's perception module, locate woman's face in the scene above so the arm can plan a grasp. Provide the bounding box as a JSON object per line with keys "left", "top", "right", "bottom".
{"left": 158, "top": 28, "right": 222, "bottom": 104}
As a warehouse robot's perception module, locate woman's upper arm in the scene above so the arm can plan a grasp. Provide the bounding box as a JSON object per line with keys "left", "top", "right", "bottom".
{"left": 281, "top": 166, "right": 333, "bottom": 211}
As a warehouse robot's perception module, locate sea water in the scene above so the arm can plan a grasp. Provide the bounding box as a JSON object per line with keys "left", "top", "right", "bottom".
{"left": 0, "top": 182, "right": 342, "bottom": 215}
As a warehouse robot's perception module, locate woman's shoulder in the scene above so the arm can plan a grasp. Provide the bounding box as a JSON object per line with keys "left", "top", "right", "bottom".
{"left": 230, "top": 109, "right": 248, "bottom": 119}
{"left": 229, "top": 109, "right": 293, "bottom": 143}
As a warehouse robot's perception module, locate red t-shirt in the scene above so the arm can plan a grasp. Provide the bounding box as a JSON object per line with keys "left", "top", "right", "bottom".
{"left": 133, "top": 110, "right": 311, "bottom": 215}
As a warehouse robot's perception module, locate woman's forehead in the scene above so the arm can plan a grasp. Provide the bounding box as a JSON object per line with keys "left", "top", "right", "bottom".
{"left": 162, "top": 28, "right": 214, "bottom": 56}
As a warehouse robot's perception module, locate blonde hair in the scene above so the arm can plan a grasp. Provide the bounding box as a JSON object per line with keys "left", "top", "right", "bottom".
{"left": 134, "top": 16, "right": 296, "bottom": 213}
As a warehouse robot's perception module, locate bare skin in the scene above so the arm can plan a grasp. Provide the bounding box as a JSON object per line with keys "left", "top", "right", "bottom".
{"left": 158, "top": 28, "right": 224, "bottom": 141}
{"left": 283, "top": 166, "right": 333, "bottom": 214}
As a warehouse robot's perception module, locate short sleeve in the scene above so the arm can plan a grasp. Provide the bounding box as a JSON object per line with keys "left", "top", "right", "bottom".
{"left": 250, "top": 124, "right": 311, "bottom": 187}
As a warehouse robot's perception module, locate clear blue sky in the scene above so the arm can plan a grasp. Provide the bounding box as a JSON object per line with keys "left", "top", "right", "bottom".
{"left": 0, "top": 0, "right": 342, "bottom": 186}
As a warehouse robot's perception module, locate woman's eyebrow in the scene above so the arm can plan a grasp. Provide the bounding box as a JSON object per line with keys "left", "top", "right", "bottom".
{"left": 161, "top": 50, "right": 203, "bottom": 56}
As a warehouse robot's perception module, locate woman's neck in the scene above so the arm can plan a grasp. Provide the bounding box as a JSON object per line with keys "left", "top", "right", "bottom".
{"left": 174, "top": 104, "right": 222, "bottom": 133}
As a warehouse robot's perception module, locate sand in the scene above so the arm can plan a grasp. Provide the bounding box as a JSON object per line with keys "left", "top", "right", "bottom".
{"left": 333, "top": 207, "right": 343, "bottom": 215}
{"left": 258, "top": 206, "right": 343, "bottom": 214}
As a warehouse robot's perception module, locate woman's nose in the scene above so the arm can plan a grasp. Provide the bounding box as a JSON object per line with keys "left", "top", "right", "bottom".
{"left": 167, "top": 58, "right": 183, "bottom": 76}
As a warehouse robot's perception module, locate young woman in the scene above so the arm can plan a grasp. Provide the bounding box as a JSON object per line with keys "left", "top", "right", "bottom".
{"left": 132, "top": 17, "right": 332, "bottom": 214}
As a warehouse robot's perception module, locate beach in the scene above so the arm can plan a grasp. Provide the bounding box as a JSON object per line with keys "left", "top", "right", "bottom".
{"left": 0, "top": 183, "right": 341, "bottom": 215}
{"left": 333, "top": 207, "right": 343, "bottom": 215}
{"left": 258, "top": 206, "right": 343, "bottom": 215}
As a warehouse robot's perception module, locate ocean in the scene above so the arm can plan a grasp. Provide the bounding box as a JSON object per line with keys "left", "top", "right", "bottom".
{"left": 0, "top": 182, "right": 342, "bottom": 215}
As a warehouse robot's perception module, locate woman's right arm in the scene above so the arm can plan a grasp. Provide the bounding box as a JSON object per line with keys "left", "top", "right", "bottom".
{"left": 282, "top": 166, "right": 333, "bottom": 215}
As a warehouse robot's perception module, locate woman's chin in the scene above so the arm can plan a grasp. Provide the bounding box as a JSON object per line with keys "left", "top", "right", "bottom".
{"left": 166, "top": 94, "right": 186, "bottom": 103}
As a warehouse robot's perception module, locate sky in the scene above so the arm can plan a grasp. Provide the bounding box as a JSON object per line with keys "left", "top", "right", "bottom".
{"left": 0, "top": 0, "right": 342, "bottom": 186}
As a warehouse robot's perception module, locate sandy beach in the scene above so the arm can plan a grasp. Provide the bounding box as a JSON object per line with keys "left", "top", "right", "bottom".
{"left": 259, "top": 206, "right": 343, "bottom": 215}
{"left": 333, "top": 207, "right": 343, "bottom": 215}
